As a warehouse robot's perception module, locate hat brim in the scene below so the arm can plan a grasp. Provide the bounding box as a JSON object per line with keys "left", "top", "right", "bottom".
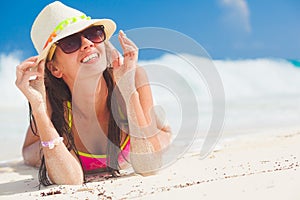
{"left": 37, "top": 18, "right": 116, "bottom": 63}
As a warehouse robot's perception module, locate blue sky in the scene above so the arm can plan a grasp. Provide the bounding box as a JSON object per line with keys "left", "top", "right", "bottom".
{"left": 1, "top": 0, "right": 299, "bottom": 60}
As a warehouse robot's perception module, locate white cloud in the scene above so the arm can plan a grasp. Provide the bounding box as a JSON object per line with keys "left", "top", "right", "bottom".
{"left": 0, "top": 51, "right": 27, "bottom": 107}
{"left": 219, "top": 0, "right": 251, "bottom": 33}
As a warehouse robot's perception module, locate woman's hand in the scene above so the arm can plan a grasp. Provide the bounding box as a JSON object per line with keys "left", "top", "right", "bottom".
{"left": 15, "top": 56, "right": 46, "bottom": 112}
{"left": 111, "top": 30, "right": 139, "bottom": 101}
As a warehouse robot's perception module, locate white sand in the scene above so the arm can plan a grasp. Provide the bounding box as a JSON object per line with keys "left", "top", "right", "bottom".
{"left": 0, "top": 130, "right": 299, "bottom": 199}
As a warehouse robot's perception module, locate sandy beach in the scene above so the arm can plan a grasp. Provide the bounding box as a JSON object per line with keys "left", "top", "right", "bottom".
{"left": 0, "top": 129, "right": 299, "bottom": 200}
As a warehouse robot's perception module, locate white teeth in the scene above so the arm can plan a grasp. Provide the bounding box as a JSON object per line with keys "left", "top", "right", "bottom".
{"left": 82, "top": 53, "right": 98, "bottom": 63}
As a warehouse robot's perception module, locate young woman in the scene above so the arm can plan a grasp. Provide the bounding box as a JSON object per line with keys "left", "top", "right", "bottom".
{"left": 15, "top": 1, "right": 171, "bottom": 186}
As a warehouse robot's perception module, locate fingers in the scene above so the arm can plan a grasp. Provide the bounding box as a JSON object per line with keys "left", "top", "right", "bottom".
{"left": 23, "top": 71, "right": 42, "bottom": 83}
{"left": 119, "top": 30, "right": 138, "bottom": 49}
{"left": 16, "top": 58, "right": 37, "bottom": 72}
{"left": 118, "top": 30, "right": 138, "bottom": 57}
{"left": 118, "top": 30, "right": 126, "bottom": 50}
{"left": 118, "top": 30, "right": 138, "bottom": 70}
{"left": 15, "top": 57, "right": 45, "bottom": 87}
{"left": 15, "top": 70, "right": 41, "bottom": 90}
{"left": 16, "top": 57, "right": 37, "bottom": 83}
{"left": 28, "top": 60, "right": 45, "bottom": 81}
{"left": 37, "top": 60, "right": 45, "bottom": 75}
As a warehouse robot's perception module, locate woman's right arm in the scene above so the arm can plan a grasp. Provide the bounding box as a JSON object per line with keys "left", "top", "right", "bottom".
{"left": 16, "top": 56, "right": 83, "bottom": 185}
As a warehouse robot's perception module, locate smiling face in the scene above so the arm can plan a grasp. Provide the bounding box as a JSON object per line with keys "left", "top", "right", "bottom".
{"left": 46, "top": 35, "right": 107, "bottom": 91}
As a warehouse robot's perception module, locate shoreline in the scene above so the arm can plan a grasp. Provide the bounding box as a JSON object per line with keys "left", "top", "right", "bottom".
{"left": 2, "top": 125, "right": 298, "bottom": 163}
{"left": 0, "top": 129, "right": 299, "bottom": 199}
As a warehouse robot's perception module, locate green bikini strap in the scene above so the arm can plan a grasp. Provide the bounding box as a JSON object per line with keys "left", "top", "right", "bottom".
{"left": 67, "top": 101, "right": 72, "bottom": 130}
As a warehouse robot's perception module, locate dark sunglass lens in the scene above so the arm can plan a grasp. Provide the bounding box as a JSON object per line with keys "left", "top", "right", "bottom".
{"left": 58, "top": 34, "right": 81, "bottom": 54}
{"left": 84, "top": 26, "right": 105, "bottom": 43}
{"left": 56, "top": 26, "right": 105, "bottom": 54}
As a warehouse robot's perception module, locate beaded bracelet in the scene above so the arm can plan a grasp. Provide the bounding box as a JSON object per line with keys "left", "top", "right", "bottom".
{"left": 41, "top": 137, "right": 64, "bottom": 149}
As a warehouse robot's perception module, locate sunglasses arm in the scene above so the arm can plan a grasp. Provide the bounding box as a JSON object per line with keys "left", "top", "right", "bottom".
{"left": 47, "top": 44, "right": 57, "bottom": 61}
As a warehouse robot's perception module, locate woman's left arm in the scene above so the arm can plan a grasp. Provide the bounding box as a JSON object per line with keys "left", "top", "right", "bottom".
{"left": 110, "top": 31, "right": 172, "bottom": 174}
{"left": 126, "top": 66, "right": 172, "bottom": 174}
{"left": 130, "top": 66, "right": 172, "bottom": 151}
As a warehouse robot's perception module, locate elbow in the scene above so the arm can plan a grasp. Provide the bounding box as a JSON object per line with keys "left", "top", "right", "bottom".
{"left": 129, "top": 131, "right": 171, "bottom": 175}
{"left": 130, "top": 150, "right": 163, "bottom": 175}
{"left": 47, "top": 160, "right": 84, "bottom": 185}
{"left": 53, "top": 174, "right": 84, "bottom": 185}
{"left": 130, "top": 140, "right": 162, "bottom": 175}
{"left": 49, "top": 168, "right": 84, "bottom": 185}
{"left": 22, "top": 146, "right": 41, "bottom": 168}
{"left": 65, "top": 171, "right": 84, "bottom": 185}
{"left": 68, "top": 180, "right": 84, "bottom": 185}
{"left": 70, "top": 176, "right": 84, "bottom": 185}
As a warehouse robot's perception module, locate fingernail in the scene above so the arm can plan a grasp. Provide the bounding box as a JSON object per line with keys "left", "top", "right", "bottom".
{"left": 120, "top": 30, "right": 126, "bottom": 37}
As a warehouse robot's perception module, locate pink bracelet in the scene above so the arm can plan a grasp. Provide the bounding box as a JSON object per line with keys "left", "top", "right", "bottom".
{"left": 41, "top": 137, "right": 64, "bottom": 149}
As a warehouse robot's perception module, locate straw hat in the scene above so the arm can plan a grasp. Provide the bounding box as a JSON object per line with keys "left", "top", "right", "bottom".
{"left": 31, "top": 1, "right": 116, "bottom": 62}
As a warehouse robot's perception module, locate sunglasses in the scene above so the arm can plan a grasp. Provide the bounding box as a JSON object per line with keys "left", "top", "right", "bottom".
{"left": 47, "top": 25, "right": 106, "bottom": 61}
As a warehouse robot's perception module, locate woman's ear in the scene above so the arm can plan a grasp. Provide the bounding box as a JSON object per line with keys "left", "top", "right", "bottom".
{"left": 46, "top": 61, "right": 63, "bottom": 78}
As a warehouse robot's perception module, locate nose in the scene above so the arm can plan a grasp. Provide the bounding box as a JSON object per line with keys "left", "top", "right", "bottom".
{"left": 80, "top": 36, "right": 94, "bottom": 51}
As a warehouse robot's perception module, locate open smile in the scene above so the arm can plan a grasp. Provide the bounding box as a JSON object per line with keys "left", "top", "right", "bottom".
{"left": 81, "top": 53, "right": 99, "bottom": 63}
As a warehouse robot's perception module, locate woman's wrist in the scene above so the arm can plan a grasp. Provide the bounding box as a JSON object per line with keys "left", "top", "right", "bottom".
{"left": 31, "top": 101, "right": 47, "bottom": 116}
{"left": 41, "top": 137, "right": 64, "bottom": 149}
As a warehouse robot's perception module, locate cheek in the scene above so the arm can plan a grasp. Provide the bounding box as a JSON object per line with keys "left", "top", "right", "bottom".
{"left": 55, "top": 49, "right": 80, "bottom": 77}
{"left": 96, "top": 43, "right": 106, "bottom": 56}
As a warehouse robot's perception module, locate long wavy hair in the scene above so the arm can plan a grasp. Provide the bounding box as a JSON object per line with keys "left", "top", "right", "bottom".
{"left": 29, "top": 43, "right": 122, "bottom": 186}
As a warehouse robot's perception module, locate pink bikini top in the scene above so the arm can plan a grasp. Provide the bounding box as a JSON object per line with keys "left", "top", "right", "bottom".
{"left": 67, "top": 101, "right": 130, "bottom": 171}
{"left": 78, "top": 135, "right": 130, "bottom": 171}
